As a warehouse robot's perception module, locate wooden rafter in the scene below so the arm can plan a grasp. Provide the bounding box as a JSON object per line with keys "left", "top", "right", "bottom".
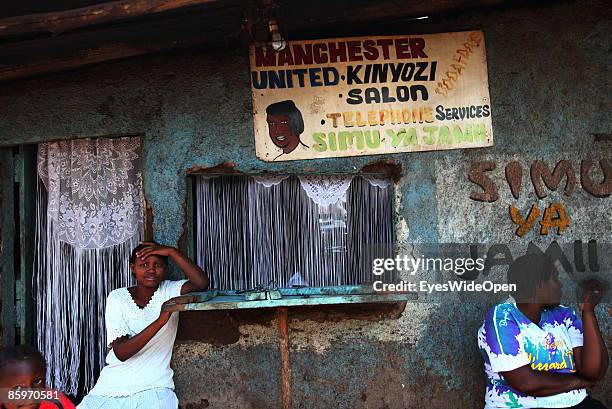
{"left": 0, "top": 0, "right": 534, "bottom": 83}
{"left": 0, "top": 4, "right": 241, "bottom": 83}
{"left": 0, "top": 0, "right": 227, "bottom": 37}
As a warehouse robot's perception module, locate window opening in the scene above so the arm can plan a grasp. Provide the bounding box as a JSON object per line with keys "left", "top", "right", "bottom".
{"left": 194, "top": 174, "right": 394, "bottom": 291}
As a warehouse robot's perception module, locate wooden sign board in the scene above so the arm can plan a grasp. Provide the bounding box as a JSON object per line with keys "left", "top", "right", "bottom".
{"left": 250, "top": 30, "right": 493, "bottom": 162}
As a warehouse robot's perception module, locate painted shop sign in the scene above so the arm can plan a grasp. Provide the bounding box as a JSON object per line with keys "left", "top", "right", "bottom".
{"left": 468, "top": 159, "right": 611, "bottom": 237}
{"left": 250, "top": 30, "right": 494, "bottom": 162}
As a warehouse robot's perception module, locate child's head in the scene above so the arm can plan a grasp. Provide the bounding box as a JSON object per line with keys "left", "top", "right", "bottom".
{"left": 0, "top": 345, "right": 46, "bottom": 409}
{"left": 129, "top": 242, "right": 168, "bottom": 288}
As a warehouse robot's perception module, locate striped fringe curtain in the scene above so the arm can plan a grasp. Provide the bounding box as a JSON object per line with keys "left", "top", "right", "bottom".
{"left": 195, "top": 174, "right": 394, "bottom": 290}
{"left": 35, "top": 137, "right": 143, "bottom": 395}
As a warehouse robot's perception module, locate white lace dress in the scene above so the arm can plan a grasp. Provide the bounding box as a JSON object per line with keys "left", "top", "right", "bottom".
{"left": 78, "top": 279, "right": 187, "bottom": 408}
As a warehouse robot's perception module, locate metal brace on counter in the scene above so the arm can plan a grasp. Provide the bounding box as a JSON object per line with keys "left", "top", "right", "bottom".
{"left": 236, "top": 284, "right": 282, "bottom": 301}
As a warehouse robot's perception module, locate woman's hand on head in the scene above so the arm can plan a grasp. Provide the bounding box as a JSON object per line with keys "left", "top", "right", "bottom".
{"left": 136, "top": 242, "right": 177, "bottom": 259}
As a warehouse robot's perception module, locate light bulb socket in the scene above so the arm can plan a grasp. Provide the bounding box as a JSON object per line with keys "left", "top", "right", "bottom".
{"left": 268, "top": 19, "right": 286, "bottom": 51}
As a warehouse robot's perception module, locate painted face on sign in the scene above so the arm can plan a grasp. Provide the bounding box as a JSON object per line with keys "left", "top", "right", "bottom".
{"left": 267, "top": 114, "right": 300, "bottom": 153}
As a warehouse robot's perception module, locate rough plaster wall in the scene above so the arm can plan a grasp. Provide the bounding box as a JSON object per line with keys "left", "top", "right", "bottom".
{"left": 0, "top": 154, "right": 5, "bottom": 346}
{"left": 0, "top": 0, "right": 610, "bottom": 408}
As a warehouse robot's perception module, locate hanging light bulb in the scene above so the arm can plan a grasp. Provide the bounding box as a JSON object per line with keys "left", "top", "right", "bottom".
{"left": 268, "top": 19, "right": 286, "bottom": 51}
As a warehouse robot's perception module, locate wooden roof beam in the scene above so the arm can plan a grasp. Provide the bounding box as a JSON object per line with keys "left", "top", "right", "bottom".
{"left": 0, "top": 6, "right": 241, "bottom": 83}
{"left": 0, "top": 0, "right": 227, "bottom": 38}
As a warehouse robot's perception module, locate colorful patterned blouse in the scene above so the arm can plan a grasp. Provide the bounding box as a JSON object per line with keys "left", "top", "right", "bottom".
{"left": 478, "top": 299, "right": 586, "bottom": 408}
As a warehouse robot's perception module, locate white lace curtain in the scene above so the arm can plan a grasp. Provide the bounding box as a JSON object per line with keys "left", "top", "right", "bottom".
{"left": 253, "top": 173, "right": 391, "bottom": 206}
{"left": 36, "top": 137, "right": 144, "bottom": 395}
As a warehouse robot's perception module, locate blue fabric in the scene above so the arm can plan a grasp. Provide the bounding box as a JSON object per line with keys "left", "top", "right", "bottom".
{"left": 478, "top": 300, "right": 586, "bottom": 408}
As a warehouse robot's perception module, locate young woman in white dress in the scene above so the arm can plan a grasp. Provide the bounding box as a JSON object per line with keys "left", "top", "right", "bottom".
{"left": 78, "top": 242, "right": 208, "bottom": 409}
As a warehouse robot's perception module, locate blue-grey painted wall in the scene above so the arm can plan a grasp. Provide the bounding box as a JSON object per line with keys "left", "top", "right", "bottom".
{"left": 0, "top": 0, "right": 610, "bottom": 408}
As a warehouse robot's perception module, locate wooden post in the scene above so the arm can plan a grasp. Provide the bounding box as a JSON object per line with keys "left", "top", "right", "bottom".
{"left": 17, "top": 146, "right": 37, "bottom": 345}
{"left": 0, "top": 148, "right": 16, "bottom": 346}
{"left": 277, "top": 307, "right": 292, "bottom": 409}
